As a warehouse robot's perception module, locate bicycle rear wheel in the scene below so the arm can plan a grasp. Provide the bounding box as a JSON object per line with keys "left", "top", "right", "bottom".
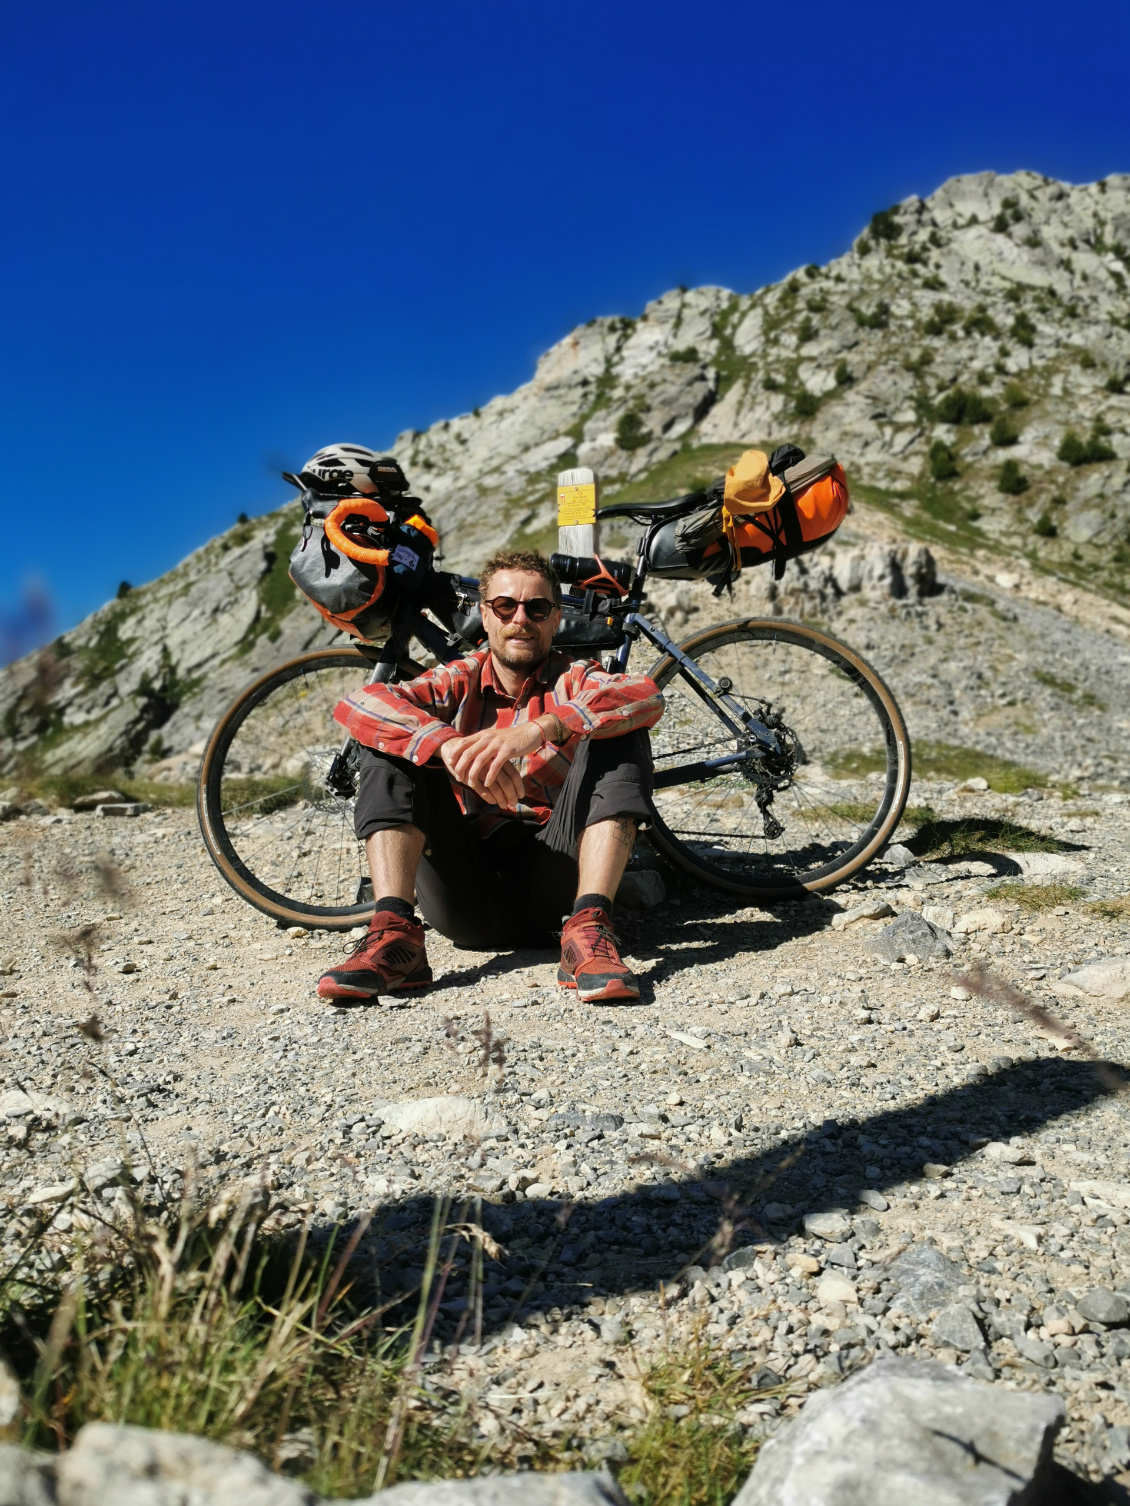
{"left": 197, "top": 648, "right": 376, "bottom": 929}
{"left": 646, "top": 619, "right": 910, "bottom": 899}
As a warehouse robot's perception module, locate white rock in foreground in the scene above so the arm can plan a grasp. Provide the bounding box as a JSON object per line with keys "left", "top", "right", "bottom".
{"left": 55, "top": 1421, "right": 316, "bottom": 1505}
{"left": 1052, "top": 956, "right": 1130, "bottom": 1003}
{"left": 0, "top": 1426, "right": 628, "bottom": 1506}
{"left": 733, "top": 1356, "right": 1065, "bottom": 1506}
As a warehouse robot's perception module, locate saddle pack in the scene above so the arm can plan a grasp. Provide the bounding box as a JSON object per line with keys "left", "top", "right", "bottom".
{"left": 646, "top": 445, "right": 849, "bottom": 590}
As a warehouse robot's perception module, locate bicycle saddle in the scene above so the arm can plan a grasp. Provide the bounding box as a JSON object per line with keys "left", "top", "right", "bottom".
{"left": 598, "top": 490, "right": 709, "bottom": 521}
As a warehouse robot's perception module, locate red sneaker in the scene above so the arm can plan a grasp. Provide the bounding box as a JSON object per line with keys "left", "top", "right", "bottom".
{"left": 316, "top": 911, "right": 431, "bottom": 1001}
{"left": 557, "top": 906, "right": 640, "bottom": 1003}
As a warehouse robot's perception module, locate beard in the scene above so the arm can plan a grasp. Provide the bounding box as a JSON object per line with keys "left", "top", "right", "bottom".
{"left": 492, "top": 627, "right": 548, "bottom": 671}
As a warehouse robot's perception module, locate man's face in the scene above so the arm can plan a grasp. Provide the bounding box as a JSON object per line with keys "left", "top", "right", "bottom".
{"left": 481, "top": 569, "right": 561, "bottom": 674}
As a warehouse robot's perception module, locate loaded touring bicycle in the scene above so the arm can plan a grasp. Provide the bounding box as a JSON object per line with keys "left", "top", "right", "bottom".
{"left": 197, "top": 445, "right": 911, "bottom": 928}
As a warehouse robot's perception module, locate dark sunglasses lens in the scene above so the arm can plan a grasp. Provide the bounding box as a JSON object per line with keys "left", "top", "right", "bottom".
{"left": 487, "top": 597, "right": 555, "bottom": 622}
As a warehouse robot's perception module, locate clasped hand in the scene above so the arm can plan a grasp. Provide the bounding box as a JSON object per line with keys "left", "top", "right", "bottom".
{"left": 439, "top": 721, "right": 544, "bottom": 809}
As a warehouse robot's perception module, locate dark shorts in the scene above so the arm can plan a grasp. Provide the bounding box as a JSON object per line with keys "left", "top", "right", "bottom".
{"left": 352, "top": 730, "right": 653, "bottom": 950}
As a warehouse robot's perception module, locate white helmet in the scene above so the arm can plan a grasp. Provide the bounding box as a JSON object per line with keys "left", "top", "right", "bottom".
{"left": 285, "top": 443, "right": 409, "bottom": 498}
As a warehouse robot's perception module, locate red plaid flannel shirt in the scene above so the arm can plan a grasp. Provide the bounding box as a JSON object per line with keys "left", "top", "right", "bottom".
{"left": 333, "top": 648, "right": 663, "bottom": 828}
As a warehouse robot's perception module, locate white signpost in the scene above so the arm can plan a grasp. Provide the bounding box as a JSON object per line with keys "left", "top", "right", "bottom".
{"left": 556, "top": 466, "right": 599, "bottom": 560}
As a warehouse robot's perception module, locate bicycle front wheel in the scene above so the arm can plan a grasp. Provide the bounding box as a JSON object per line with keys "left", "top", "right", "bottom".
{"left": 646, "top": 619, "right": 911, "bottom": 900}
{"left": 197, "top": 648, "right": 376, "bottom": 929}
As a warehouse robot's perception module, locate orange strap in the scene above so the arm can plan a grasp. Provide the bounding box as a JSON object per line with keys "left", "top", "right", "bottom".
{"left": 324, "top": 499, "right": 392, "bottom": 565}
{"left": 404, "top": 512, "right": 439, "bottom": 547}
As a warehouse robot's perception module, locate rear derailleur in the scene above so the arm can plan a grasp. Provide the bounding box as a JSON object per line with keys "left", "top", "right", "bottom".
{"left": 738, "top": 702, "right": 805, "bottom": 840}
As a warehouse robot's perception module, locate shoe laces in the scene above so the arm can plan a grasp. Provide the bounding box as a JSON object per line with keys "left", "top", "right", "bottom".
{"left": 571, "top": 911, "right": 619, "bottom": 963}
{"left": 344, "top": 914, "right": 402, "bottom": 958}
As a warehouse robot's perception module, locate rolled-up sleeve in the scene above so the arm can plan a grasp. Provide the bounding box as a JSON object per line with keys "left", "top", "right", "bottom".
{"left": 334, "top": 660, "right": 471, "bottom": 763}
{"left": 550, "top": 664, "right": 664, "bottom": 740}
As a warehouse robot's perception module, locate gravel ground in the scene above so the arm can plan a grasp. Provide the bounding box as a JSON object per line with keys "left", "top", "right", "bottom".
{"left": 2, "top": 769, "right": 1129, "bottom": 1482}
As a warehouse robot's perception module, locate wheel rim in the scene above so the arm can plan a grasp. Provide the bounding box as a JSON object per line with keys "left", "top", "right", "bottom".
{"left": 199, "top": 650, "right": 375, "bottom": 924}
{"left": 647, "top": 620, "right": 910, "bottom": 895}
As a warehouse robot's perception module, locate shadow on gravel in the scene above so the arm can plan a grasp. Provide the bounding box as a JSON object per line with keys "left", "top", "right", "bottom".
{"left": 412, "top": 891, "right": 840, "bottom": 1002}
{"left": 330, "top": 1052, "right": 1126, "bottom": 1337}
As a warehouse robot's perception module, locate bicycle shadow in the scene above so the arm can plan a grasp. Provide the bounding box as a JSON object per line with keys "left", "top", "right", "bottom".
{"left": 312, "top": 1051, "right": 1128, "bottom": 1345}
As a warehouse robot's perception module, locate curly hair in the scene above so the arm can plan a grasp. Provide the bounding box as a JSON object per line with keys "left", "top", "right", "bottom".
{"left": 478, "top": 548, "right": 561, "bottom": 607}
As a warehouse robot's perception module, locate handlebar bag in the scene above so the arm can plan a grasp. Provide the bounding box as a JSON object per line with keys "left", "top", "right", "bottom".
{"left": 288, "top": 493, "right": 439, "bottom": 640}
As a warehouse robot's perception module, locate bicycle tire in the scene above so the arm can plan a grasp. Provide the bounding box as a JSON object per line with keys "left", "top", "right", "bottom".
{"left": 197, "top": 647, "right": 377, "bottom": 929}
{"left": 645, "top": 618, "right": 911, "bottom": 900}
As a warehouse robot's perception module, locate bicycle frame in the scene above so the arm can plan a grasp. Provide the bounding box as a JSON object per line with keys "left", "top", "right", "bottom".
{"left": 331, "top": 539, "right": 786, "bottom": 797}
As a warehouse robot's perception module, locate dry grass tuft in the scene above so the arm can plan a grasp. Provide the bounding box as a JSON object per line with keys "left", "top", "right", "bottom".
{"left": 1087, "top": 895, "right": 1130, "bottom": 922}
{"left": 985, "top": 880, "right": 1086, "bottom": 911}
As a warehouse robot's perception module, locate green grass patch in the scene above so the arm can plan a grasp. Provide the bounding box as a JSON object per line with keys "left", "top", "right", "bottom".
{"left": 602, "top": 443, "right": 750, "bottom": 507}
{"left": 617, "top": 1344, "right": 765, "bottom": 1506}
{"left": 23, "top": 769, "right": 196, "bottom": 809}
{"left": 985, "top": 880, "right": 1086, "bottom": 910}
{"left": 1032, "top": 670, "right": 1106, "bottom": 710}
{"left": 220, "top": 775, "right": 306, "bottom": 817}
{"left": 906, "top": 817, "right": 1069, "bottom": 859}
{"left": 911, "top": 741, "right": 1049, "bottom": 793}
{"left": 825, "top": 742, "right": 1050, "bottom": 795}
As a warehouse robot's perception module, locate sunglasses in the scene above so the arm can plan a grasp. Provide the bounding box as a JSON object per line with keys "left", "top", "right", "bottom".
{"left": 483, "top": 595, "right": 557, "bottom": 623}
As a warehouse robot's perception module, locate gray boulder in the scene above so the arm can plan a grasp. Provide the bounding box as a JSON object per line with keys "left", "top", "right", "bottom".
{"left": 865, "top": 912, "right": 953, "bottom": 963}
{"left": 1075, "top": 1287, "right": 1129, "bottom": 1326}
{"left": 887, "top": 1243, "right": 965, "bottom": 1318}
{"left": 732, "top": 1356, "right": 1065, "bottom": 1506}
{"left": 929, "top": 1305, "right": 985, "bottom": 1353}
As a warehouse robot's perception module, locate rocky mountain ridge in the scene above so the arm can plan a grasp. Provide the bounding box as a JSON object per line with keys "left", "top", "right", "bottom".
{"left": 4, "top": 168, "right": 1130, "bottom": 779}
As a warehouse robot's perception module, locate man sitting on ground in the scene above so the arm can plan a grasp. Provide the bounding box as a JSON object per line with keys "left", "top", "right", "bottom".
{"left": 316, "top": 548, "right": 663, "bottom": 1004}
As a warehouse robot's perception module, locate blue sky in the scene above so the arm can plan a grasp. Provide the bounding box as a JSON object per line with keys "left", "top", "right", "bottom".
{"left": 3, "top": 0, "right": 1130, "bottom": 650}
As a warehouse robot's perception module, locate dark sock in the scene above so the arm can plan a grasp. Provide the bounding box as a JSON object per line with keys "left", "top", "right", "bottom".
{"left": 573, "top": 892, "right": 612, "bottom": 917}
{"left": 375, "top": 895, "right": 416, "bottom": 924}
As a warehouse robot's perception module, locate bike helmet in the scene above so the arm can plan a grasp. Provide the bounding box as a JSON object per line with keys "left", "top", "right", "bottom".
{"left": 284, "top": 443, "right": 410, "bottom": 498}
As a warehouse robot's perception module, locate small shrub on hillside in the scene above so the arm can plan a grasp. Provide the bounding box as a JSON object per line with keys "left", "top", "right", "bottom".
{"left": 1003, "top": 381, "right": 1030, "bottom": 408}
{"left": 1032, "top": 510, "right": 1058, "bottom": 537}
{"left": 794, "top": 388, "right": 821, "bottom": 417}
{"left": 921, "top": 274, "right": 945, "bottom": 291}
{"left": 616, "top": 411, "right": 652, "bottom": 451}
{"left": 851, "top": 299, "right": 890, "bottom": 329}
{"left": 903, "top": 349, "right": 935, "bottom": 376}
{"left": 1105, "top": 374, "right": 1127, "bottom": 394}
{"left": 763, "top": 374, "right": 782, "bottom": 391}
{"left": 116, "top": 581, "right": 132, "bottom": 599}
{"left": 834, "top": 359, "right": 853, "bottom": 386}
{"left": 669, "top": 346, "right": 700, "bottom": 363}
{"left": 989, "top": 412, "right": 1020, "bottom": 446}
{"left": 1010, "top": 311, "right": 1037, "bottom": 348}
{"left": 923, "top": 301, "right": 960, "bottom": 336}
{"left": 796, "top": 316, "right": 817, "bottom": 343}
{"left": 929, "top": 440, "right": 959, "bottom": 480}
{"left": 869, "top": 206, "right": 902, "bottom": 242}
{"left": 935, "top": 388, "right": 992, "bottom": 424}
{"left": 1058, "top": 429, "right": 1116, "bottom": 465}
{"left": 1079, "top": 349, "right": 1096, "bottom": 369}
{"left": 963, "top": 304, "right": 999, "bottom": 338}
{"left": 998, "top": 458, "right": 1030, "bottom": 494}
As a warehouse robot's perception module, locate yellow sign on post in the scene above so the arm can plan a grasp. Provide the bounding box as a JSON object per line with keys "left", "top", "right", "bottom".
{"left": 557, "top": 467, "right": 599, "bottom": 558}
